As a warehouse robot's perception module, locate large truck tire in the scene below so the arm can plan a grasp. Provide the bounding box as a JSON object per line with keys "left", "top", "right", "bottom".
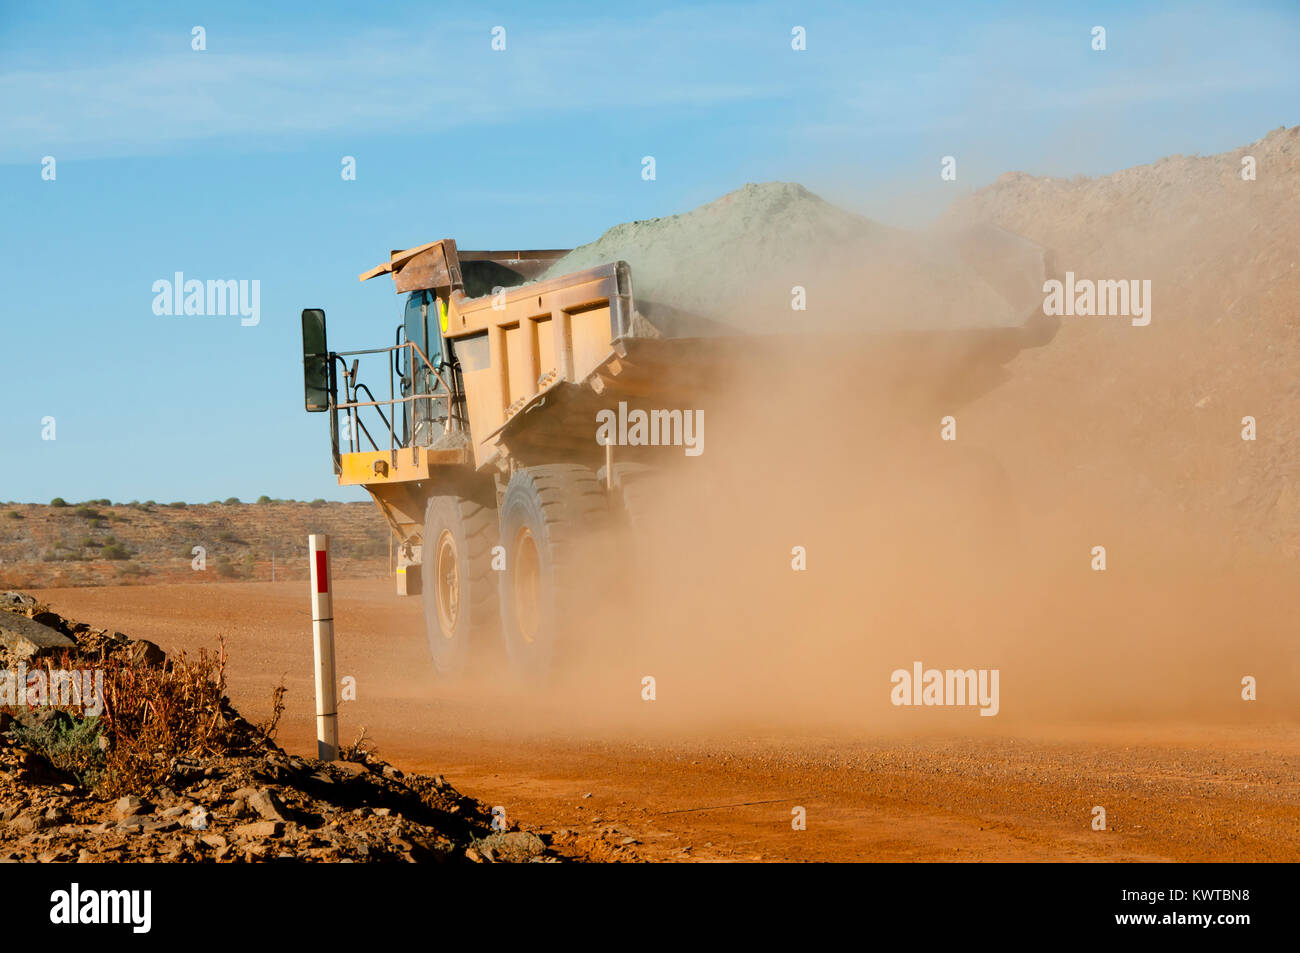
{"left": 497, "top": 464, "right": 608, "bottom": 680}
{"left": 421, "top": 493, "right": 499, "bottom": 676}
{"left": 600, "top": 462, "right": 659, "bottom": 532}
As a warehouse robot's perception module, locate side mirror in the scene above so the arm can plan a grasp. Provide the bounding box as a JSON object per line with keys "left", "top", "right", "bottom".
{"left": 301, "top": 308, "right": 330, "bottom": 412}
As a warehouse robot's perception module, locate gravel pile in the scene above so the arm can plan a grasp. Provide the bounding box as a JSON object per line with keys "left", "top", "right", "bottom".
{"left": 542, "top": 182, "right": 1030, "bottom": 335}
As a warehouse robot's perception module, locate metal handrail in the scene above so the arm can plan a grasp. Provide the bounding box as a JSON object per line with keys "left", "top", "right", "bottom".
{"left": 352, "top": 383, "right": 393, "bottom": 436}
{"left": 331, "top": 341, "right": 455, "bottom": 459}
{"left": 333, "top": 342, "right": 454, "bottom": 398}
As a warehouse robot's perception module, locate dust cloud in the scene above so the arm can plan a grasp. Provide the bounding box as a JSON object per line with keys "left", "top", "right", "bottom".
{"left": 423, "top": 135, "right": 1300, "bottom": 743}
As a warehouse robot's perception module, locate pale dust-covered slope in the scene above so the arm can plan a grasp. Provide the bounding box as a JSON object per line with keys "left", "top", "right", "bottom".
{"left": 946, "top": 126, "right": 1300, "bottom": 551}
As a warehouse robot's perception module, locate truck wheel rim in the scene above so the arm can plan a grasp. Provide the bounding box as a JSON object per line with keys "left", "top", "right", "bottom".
{"left": 435, "top": 530, "right": 459, "bottom": 635}
{"left": 513, "top": 527, "right": 541, "bottom": 644}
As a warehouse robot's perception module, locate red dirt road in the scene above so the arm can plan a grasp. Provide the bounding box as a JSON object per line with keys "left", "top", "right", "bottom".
{"left": 33, "top": 580, "right": 1300, "bottom": 863}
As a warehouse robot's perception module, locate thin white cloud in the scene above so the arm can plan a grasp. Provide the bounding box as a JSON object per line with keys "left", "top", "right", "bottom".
{"left": 0, "top": 16, "right": 774, "bottom": 161}
{"left": 4, "top": 4, "right": 1296, "bottom": 163}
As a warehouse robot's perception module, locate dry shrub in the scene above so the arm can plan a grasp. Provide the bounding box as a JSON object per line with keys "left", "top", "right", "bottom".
{"left": 97, "top": 638, "right": 283, "bottom": 797}
{"left": 259, "top": 679, "right": 287, "bottom": 744}
{"left": 338, "top": 726, "right": 377, "bottom": 764}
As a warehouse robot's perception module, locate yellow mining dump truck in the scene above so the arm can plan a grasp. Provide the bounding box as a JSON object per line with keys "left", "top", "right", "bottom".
{"left": 300, "top": 229, "right": 1058, "bottom": 679}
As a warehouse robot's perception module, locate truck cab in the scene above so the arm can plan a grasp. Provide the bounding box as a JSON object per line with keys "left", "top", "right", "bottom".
{"left": 399, "top": 289, "right": 447, "bottom": 448}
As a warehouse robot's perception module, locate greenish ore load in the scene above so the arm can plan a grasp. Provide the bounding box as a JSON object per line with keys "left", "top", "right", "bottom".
{"left": 540, "top": 182, "right": 1045, "bottom": 337}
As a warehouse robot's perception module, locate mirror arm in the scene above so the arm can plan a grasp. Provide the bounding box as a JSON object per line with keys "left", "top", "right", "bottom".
{"left": 328, "top": 353, "right": 340, "bottom": 474}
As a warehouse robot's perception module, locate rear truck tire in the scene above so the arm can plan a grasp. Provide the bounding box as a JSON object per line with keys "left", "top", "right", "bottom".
{"left": 597, "top": 462, "right": 659, "bottom": 534}
{"left": 421, "top": 494, "right": 499, "bottom": 676}
{"left": 497, "top": 464, "right": 608, "bottom": 681}
{"left": 604, "top": 463, "right": 665, "bottom": 660}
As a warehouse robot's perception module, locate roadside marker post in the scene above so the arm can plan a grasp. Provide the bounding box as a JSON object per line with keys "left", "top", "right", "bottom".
{"left": 308, "top": 534, "right": 339, "bottom": 761}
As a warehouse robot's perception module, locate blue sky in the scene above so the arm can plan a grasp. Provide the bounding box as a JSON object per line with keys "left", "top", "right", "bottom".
{"left": 1, "top": 0, "right": 1296, "bottom": 503}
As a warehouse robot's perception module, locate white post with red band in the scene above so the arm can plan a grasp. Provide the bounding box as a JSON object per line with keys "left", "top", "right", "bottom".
{"left": 308, "top": 534, "right": 339, "bottom": 761}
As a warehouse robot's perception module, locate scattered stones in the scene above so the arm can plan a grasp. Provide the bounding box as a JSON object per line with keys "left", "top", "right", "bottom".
{"left": 0, "top": 597, "right": 630, "bottom": 864}
{"left": 248, "top": 788, "right": 286, "bottom": 822}
{"left": 169, "top": 757, "right": 205, "bottom": 782}
{"left": 113, "top": 795, "right": 149, "bottom": 819}
{"left": 479, "top": 830, "right": 548, "bottom": 861}
{"left": 0, "top": 613, "right": 75, "bottom": 660}
{"left": 129, "top": 639, "right": 166, "bottom": 667}
{"left": 233, "top": 820, "right": 283, "bottom": 839}
{"left": 31, "top": 610, "right": 66, "bottom": 630}
{"left": 8, "top": 812, "right": 41, "bottom": 833}
{"left": 44, "top": 805, "right": 68, "bottom": 824}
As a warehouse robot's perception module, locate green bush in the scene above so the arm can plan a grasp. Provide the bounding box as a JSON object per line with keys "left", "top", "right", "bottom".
{"left": 167, "top": 501, "right": 187, "bottom": 509}
{"left": 50, "top": 497, "right": 68, "bottom": 507}
{"left": 74, "top": 506, "right": 101, "bottom": 520}
{"left": 4, "top": 510, "right": 22, "bottom": 520}
{"left": 101, "top": 543, "right": 132, "bottom": 561}
{"left": 309, "top": 498, "right": 327, "bottom": 508}
{"left": 7, "top": 715, "right": 105, "bottom": 789}
{"left": 223, "top": 497, "right": 241, "bottom": 505}
{"left": 256, "top": 495, "right": 272, "bottom": 505}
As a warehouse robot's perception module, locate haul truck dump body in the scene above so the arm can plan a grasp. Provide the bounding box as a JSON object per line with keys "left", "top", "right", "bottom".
{"left": 301, "top": 226, "right": 1059, "bottom": 679}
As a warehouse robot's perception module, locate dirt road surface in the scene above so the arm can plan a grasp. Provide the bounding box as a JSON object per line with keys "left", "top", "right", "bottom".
{"left": 33, "top": 580, "right": 1300, "bottom": 863}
